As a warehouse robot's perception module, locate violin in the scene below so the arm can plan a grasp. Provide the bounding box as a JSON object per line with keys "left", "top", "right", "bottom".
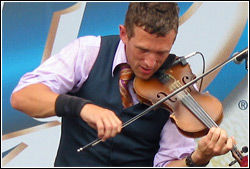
{"left": 134, "top": 63, "right": 223, "bottom": 138}
{"left": 77, "top": 48, "right": 248, "bottom": 167}
{"left": 133, "top": 61, "right": 248, "bottom": 167}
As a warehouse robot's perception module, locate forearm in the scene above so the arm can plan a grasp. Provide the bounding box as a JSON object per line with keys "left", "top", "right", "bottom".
{"left": 165, "top": 127, "right": 234, "bottom": 167}
{"left": 11, "top": 83, "right": 59, "bottom": 118}
{"left": 165, "top": 150, "right": 210, "bottom": 167}
{"left": 165, "top": 158, "right": 187, "bottom": 167}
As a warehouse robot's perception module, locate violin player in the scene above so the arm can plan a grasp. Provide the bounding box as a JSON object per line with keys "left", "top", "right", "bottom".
{"left": 11, "top": 2, "right": 236, "bottom": 167}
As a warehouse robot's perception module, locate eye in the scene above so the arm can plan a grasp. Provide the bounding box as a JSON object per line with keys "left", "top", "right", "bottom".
{"left": 157, "top": 51, "right": 164, "bottom": 55}
{"left": 140, "top": 48, "right": 149, "bottom": 53}
{"left": 157, "top": 51, "right": 169, "bottom": 57}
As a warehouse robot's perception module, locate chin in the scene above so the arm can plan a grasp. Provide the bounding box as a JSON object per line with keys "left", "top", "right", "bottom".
{"left": 136, "top": 73, "right": 152, "bottom": 80}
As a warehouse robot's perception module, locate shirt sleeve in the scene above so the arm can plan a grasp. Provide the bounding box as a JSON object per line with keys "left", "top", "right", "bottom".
{"left": 12, "top": 36, "right": 101, "bottom": 94}
{"left": 153, "top": 119, "right": 196, "bottom": 167}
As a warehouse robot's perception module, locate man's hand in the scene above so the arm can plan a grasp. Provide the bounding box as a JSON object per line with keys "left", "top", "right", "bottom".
{"left": 192, "top": 127, "right": 235, "bottom": 165}
{"left": 80, "top": 104, "right": 122, "bottom": 141}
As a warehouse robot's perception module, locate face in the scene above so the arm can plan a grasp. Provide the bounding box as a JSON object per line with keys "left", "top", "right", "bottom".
{"left": 120, "top": 25, "right": 176, "bottom": 80}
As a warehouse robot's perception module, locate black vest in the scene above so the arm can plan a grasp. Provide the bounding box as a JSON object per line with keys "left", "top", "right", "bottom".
{"left": 54, "top": 35, "right": 171, "bottom": 167}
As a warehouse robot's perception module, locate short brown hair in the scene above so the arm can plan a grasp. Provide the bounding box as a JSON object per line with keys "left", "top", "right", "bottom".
{"left": 124, "top": 2, "right": 179, "bottom": 39}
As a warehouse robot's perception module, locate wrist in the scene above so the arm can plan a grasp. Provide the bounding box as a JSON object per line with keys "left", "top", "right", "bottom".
{"left": 185, "top": 151, "right": 210, "bottom": 167}
{"left": 55, "top": 94, "right": 92, "bottom": 117}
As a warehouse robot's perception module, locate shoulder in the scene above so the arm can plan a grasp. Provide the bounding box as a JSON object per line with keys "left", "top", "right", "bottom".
{"left": 77, "top": 35, "right": 102, "bottom": 48}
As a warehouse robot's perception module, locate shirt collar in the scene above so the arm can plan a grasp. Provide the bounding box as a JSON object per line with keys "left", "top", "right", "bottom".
{"left": 112, "top": 40, "right": 128, "bottom": 76}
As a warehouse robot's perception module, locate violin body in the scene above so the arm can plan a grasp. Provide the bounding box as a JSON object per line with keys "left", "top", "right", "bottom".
{"left": 170, "top": 89, "right": 223, "bottom": 138}
{"left": 134, "top": 62, "right": 248, "bottom": 166}
{"left": 79, "top": 55, "right": 247, "bottom": 166}
{"left": 134, "top": 63, "right": 223, "bottom": 138}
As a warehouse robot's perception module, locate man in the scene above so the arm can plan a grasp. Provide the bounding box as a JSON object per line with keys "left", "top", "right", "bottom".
{"left": 11, "top": 2, "right": 235, "bottom": 167}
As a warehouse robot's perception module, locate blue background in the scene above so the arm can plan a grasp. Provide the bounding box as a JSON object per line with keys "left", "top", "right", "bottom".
{"left": 2, "top": 2, "right": 248, "bottom": 136}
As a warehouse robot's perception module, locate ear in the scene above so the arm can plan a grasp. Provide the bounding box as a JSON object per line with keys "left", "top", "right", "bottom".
{"left": 119, "top": 25, "right": 128, "bottom": 44}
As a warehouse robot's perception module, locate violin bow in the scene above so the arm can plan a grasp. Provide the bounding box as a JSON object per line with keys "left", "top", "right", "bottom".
{"left": 77, "top": 48, "right": 249, "bottom": 165}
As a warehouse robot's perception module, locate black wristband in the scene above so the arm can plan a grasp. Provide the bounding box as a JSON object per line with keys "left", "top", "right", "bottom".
{"left": 185, "top": 151, "right": 209, "bottom": 167}
{"left": 55, "top": 94, "right": 92, "bottom": 117}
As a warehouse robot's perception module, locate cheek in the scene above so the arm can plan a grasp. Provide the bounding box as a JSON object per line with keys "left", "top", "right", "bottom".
{"left": 126, "top": 47, "right": 143, "bottom": 65}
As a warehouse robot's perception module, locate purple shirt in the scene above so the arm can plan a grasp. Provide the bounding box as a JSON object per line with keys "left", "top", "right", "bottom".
{"left": 13, "top": 35, "right": 195, "bottom": 166}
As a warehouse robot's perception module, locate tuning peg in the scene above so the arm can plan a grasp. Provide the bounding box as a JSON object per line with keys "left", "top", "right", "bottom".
{"left": 229, "top": 146, "right": 248, "bottom": 167}
{"left": 241, "top": 146, "right": 248, "bottom": 153}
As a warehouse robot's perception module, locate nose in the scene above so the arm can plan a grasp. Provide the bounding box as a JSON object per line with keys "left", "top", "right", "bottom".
{"left": 144, "top": 53, "right": 157, "bottom": 68}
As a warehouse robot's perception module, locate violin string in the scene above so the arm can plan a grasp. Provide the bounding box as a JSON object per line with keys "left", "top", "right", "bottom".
{"left": 171, "top": 81, "right": 246, "bottom": 164}
{"left": 231, "top": 145, "right": 243, "bottom": 160}
{"left": 184, "top": 94, "right": 217, "bottom": 128}
{"left": 169, "top": 81, "right": 212, "bottom": 128}
{"left": 185, "top": 95, "right": 217, "bottom": 128}
{"left": 178, "top": 82, "right": 217, "bottom": 128}
{"left": 170, "top": 81, "right": 211, "bottom": 128}
{"left": 170, "top": 79, "right": 247, "bottom": 166}
{"left": 178, "top": 81, "right": 218, "bottom": 128}
{"left": 170, "top": 81, "right": 217, "bottom": 129}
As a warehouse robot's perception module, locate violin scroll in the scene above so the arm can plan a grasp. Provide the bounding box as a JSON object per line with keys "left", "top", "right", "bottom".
{"left": 230, "top": 146, "right": 248, "bottom": 167}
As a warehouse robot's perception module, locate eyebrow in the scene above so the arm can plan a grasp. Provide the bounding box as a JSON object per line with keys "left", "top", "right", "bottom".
{"left": 136, "top": 45, "right": 170, "bottom": 53}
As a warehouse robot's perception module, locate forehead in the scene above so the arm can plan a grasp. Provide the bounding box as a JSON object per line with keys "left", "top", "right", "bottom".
{"left": 131, "top": 26, "right": 176, "bottom": 52}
